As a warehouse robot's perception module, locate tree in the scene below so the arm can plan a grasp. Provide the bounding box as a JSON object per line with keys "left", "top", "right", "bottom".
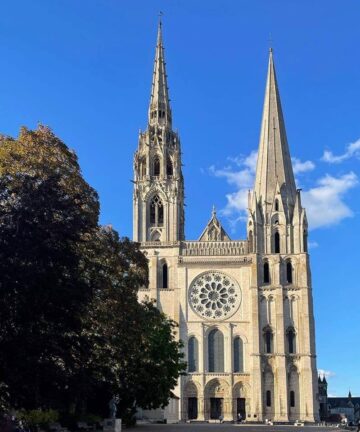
{"left": 0, "top": 125, "right": 100, "bottom": 409}
{"left": 0, "top": 126, "right": 186, "bottom": 424}
{"left": 80, "top": 229, "right": 186, "bottom": 424}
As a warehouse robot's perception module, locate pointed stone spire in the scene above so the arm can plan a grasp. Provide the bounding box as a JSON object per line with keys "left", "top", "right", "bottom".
{"left": 148, "top": 18, "right": 172, "bottom": 127}
{"left": 254, "top": 48, "right": 296, "bottom": 209}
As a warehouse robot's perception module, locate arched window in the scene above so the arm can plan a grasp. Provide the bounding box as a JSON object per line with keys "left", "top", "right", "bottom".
{"left": 264, "top": 329, "right": 273, "bottom": 354}
{"left": 153, "top": 156, "right": 160, "bottom": 176}
{"left": 274, "top": 232, "right": 280, "bottom": 253}
{"left": 162, "top": 263, "right": 168, "bottom": 288}
{"left": 275, "top": 199, "right": 279, "bottom": 211}
{"left": 263, "top": 262, "right": 270, "bottom": 284}
{"left": 188, "top": 336, "right": 198, "bottom": 372}
{"left": 249, "top": 230, "right": 254, "bottom": 253}
{"left": 208, "top": 329, "right": 224, "bottom": 372}
{"left": 290, "top": 390, "right": 295, "bottom": 407}
{"left": 166, "top": 157, "right": 173, "bottom": 176}
{"left": 287, "top": 328, "right": 296, "bottom": 354}
{"left": 286, "top": 261, "right": 293, "bottom": 284}
{"left": 150, "top": 195, "right": 163, "bottom": 226}
{"left": 233, "top": 337, "right": 244, "bottom": 372}
{"left": 303, "top": 230, "right": 308, "bottom": 253}
{"left": 266, "top": 390, "right": 272, "bottom": 407}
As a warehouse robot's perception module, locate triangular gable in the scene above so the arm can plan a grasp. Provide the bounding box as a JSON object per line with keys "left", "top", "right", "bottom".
{"left": 198, "top": 207, "right": 231, "bottom": 241}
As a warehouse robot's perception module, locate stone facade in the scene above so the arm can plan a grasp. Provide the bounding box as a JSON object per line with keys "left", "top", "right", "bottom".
{"left": 133, "top": 22, "right": 319, "bottom": 423}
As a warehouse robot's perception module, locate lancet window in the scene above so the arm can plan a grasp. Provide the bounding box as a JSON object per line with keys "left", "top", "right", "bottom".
{"left": 274, "top": 231, "right": 280, "bottom": 253}
{"left": 263, "top": 262, "right": 270, "bottom": 284}
{"left": 153, "top": 156, "right": 160, "bottom": 177}
{"left": 287, "top": 328, "right": 296, "bottom": 354}
{"left": 264, "top": 328, "right": 273, "bottom": 354}
{"left": 208, "top": 329, "right": 224, "bottom": 372}
{"left": 162, "top": 263, "right": 168, "bottom": 288}
{"left": 233, "top": 337, "right": 244, "bottom": 372}
{"left": 150, "top": 195, "right": 163, "bottom": 226}
{"left": 166, "top": 157, "right": 173, "bottom": 176}
{"left": 188, "top": 336, "right": 198, "bottom": 372}
{"left": 286, "top": 261, "right": 293, "bottom": 284}
{"left": 266, "top": 390, "right": 272, "bottom": 407}
{"left": 290, "top": 391, "right": 295, "bottom": 407}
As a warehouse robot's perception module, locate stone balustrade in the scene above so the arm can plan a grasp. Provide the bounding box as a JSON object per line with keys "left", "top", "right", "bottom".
{"left": 181, "top": 240, "right": 248, "bottom": 256}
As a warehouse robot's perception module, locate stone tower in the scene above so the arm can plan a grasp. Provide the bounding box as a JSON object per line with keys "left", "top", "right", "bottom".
{"left": 248, "top": 49, "right": 319, "bottom": 422}
{"left": 133, "top": 21, "right": 184, "bottom": 243}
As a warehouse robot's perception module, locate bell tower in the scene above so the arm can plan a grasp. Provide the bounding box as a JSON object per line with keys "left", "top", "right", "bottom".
{"left": 133, "top": 20, "right": 184, "bottom": 243}
{"left": 248, "top": 49, "right": 319, "bottom": 423}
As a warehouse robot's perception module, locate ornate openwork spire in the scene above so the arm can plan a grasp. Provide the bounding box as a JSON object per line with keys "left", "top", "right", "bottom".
{"left": 254, "top": 49, "right": 296, "bottom": 208}
{"left": 148, "top": 19, "right": 172, "bottom": 127}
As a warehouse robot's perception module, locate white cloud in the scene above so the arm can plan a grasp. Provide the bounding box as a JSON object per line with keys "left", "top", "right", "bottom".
{"left": 318, "top": 369, "right": 336, "bottom": 380}
{"left": 308, "top": 241, "right": 319, "bottom": 249}
{"left": 322, "top": 138, "right": 360, "bottom": 164}
{"left": 210, "top": 150, "right": 358, "bottom": 231}
{"left": 302, "top": 172, "right": 358, "bottom": 229}
{"left": 209, "top": 152, "right": 257, "bottom": 226}
{"left": 292, "top": 157, "right": 315, "bottom": 174}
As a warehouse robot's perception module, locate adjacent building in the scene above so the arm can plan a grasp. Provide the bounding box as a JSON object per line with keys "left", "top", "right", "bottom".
{"left": 319, "top": 378, "right": 360, "bottom": 424}
{"left": 133, "top": 22, "right": 320, "bottom": 423}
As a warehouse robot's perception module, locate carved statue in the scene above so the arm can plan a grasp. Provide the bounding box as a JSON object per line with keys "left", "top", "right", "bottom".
{"left": 109, "top": 395, "right": 119, "bottom": 419}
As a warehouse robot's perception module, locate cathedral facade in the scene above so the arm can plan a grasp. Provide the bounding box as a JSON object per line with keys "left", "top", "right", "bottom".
{"left": 133, "top": 22, "right": 320, "bottom": 423}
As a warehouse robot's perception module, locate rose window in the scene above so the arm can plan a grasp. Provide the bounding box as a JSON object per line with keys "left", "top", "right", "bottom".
{"left": 189, "top": 271, "right": 241, "bottom": 320}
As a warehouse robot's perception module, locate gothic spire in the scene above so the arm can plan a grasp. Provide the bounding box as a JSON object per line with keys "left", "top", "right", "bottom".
{"left": 254, "top": 48, "right": 296, "bottom": 208}
{"left": 148, "top": 19, "right": 172, "bottom": 127}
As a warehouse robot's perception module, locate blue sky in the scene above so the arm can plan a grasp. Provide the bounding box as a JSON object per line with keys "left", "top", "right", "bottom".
{"left": 0, "top": 0, "right": 359, "bottom": 397}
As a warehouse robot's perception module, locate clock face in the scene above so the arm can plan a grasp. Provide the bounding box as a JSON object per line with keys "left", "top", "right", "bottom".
{"left": 188, "top": 271, "right": 241, "bottom": 320}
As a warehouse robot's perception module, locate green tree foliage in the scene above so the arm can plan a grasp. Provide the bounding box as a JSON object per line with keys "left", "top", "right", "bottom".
{"left": 82, "top": 229, "right": 185, "bottom": 420}
{"left": 0, "top": 126, "right": 99, "bottom": 409}
{"left": 0, "top": 126, "right": 185, "bottom": 424}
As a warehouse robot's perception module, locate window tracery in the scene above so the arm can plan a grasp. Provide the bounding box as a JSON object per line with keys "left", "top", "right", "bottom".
{"left": 150, "top": 194, "right": 163, "bottom": 226}
{"left": 188, "top": 271, "right": 241, "bottom": 320}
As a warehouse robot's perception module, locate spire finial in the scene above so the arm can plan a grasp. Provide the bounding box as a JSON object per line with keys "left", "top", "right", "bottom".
{"left": 268, "top": 33, "right": 273, "bottom": 53}
{"left": 212, "top": 205, "right": 216, "bottom": 217}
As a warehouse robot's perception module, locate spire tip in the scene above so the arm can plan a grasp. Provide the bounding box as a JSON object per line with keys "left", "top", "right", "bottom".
{"left": 158, "top": 11, "right": 163, "bottom": 27}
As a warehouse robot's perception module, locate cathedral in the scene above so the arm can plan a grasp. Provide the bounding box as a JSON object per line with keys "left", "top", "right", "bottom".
{"left": 133, "top": 22, "right": 320, "bottom": 423}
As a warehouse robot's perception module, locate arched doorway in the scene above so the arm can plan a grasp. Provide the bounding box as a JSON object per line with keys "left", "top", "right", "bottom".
{"left": 204, "top": 379, "right": 230, "bottom": 421}
{"left": 184, "top": 381, "right": 199, "bottom": 420}
{"left": 233, "top": 382, "right": 250, "bottom": 422}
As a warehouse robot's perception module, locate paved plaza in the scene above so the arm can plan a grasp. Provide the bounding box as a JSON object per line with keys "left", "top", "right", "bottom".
{"left": 131, "top": 425, "right": 340, "bottom": 432}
